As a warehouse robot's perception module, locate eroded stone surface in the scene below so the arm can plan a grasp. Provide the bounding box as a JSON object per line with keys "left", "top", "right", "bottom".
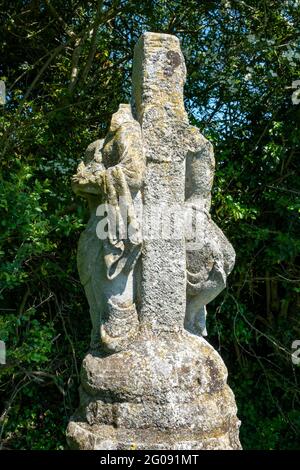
{"left": 67, "top": 32, "right": 241, "bottom": 450}
{"left": 68, "top": 331, "right": 241, "bottom": 449}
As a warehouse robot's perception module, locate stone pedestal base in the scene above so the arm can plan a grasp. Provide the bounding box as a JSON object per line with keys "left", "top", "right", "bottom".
{"left": 67, "top": 330, "right": 241, "bottom": 450}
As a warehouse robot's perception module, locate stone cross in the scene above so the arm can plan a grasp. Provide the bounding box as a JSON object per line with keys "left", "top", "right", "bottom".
{"left": 67, "top": 32, "right": 241, "bottom": 450}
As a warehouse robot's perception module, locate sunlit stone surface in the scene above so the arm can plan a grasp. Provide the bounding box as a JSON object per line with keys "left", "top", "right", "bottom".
{"left": 67, "top": 32, "right": 241, "bottom": 450}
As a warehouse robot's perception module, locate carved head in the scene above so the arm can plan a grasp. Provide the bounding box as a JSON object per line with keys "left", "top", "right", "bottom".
{"left": 110, "top": 104, "right": 134, "bottom": 132}
{"left": 84, "top": 139, "right": 104, "bottom": 165}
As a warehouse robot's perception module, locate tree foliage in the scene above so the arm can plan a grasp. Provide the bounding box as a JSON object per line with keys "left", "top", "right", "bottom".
{"left": 0, "top": 0, "right": 299, "bottom": 449}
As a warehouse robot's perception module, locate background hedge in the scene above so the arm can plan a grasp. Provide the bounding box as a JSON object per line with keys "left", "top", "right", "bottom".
{"left": 0, "top": 0, "right": 299, "bottom": 449}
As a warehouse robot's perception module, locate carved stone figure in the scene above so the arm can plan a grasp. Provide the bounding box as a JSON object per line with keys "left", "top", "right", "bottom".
{"left": 72, "top": 104, "right": 145, "bottom": 352}
{"left": 67, "top": 32, "right": 241, "bottom": 450}
{"left": 184, "top": 132, "right": 236, "bottom": 336}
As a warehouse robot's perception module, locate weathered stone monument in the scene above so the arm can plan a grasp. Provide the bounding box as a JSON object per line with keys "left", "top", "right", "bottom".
{"left": 67, "top": 32, "right": 241, "bottom": 450}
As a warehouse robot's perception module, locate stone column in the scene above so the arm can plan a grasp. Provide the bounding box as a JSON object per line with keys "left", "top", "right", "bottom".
{"left": 132, "top": 33, "right": 188, "bottom": 332}
{"left": 67, "top": 32, "right": 242, "bottom": 450}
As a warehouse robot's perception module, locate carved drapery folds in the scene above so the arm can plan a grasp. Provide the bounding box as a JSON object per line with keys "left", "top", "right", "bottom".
{"left": 67, "top": 32, "right": 241, "bottom": 451}
{"left": 72, "top": 104, "right": 145, "bottom": 352}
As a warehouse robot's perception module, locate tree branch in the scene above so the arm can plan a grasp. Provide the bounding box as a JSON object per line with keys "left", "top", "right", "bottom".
{"left": 45, "top": 0, "right": 77, "bottom": 39}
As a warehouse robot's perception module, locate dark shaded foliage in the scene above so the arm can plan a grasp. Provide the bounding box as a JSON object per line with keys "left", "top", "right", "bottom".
{"left": 0, "top": 0, "right": 299, "bottom": 449}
